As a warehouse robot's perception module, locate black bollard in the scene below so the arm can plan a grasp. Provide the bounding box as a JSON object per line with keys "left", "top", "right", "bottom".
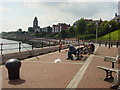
{"left": 116, "top": 41, "right": 118, "bottom": 48}
{"left": 99, "top": 41, "right": 101, "bottom": 46}
{"left": 5, "top": 58, "right": 21, "bottom": 80}
{"left": 111, "top": 42, "right": 113, "bottom": 47}
{"left": 105, "top": 41, "right": 107, "bottom": 47}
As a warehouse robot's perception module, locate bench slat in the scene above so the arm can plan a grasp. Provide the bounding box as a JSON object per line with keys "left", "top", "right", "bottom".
{"left": 104, "top": 56, "right": 116, "bottom": 62}
{"left": 97, "top": 66, "right": 118, "bottom": 73}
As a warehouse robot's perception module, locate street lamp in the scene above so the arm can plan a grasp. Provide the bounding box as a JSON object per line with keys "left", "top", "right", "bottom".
{"left": 108, "top": 24, "right": 112, "bottom": 49}
{"left": 96, "top": 22, "right": 98, "bottom": 44}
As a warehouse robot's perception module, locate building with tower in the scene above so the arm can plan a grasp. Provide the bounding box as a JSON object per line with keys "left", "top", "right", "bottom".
{"left": 28, "top": 17, "right": 41, "bottom": 33}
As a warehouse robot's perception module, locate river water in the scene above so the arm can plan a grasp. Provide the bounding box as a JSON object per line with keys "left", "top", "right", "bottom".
{"left": 0, "top": 38, "right": 32, "bottom": 54}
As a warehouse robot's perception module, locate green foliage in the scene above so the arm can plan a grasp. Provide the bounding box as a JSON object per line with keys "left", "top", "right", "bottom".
{"left": 35, "top": 31, "right": 46, "bottom": 37}
{"left": 76, "top": 18, "right": 86, "bottom": 35}
{"left": 86, "top": 22, "right": 96, "bottom": 34}
{"left": 28, "top": 27, "right": 34, "bottom": 33}
{"left": 60, "top": 30, "right": 69, "bottom": 39}
{"left": 78, "top": 34, "right": 95, "bottom": 40}
{"left": 47, "top": 26, "right": 52, "bottom": 35}
{"left": 68, "top": 26, "right": 76, "bottom": 37}
{"left": 98, "top": 29, "right": 120, "bottom": 41}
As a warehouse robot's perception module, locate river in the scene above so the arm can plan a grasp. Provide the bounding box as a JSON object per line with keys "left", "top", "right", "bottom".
{"left": 0, "top": 38, "right": 32, "bottom": 54}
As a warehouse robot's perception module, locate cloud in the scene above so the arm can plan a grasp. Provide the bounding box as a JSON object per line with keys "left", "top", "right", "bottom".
{"left": 0, "top": 0, "right": 119, "bottom": 2}
{"left": 0, "top": 1, "right": 118, "bottom": 32}
{"left": 0, "top": 5, "right": 10, "bottom": 11}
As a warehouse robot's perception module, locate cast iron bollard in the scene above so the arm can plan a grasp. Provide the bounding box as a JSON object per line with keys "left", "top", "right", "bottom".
{"left": 5, "top": 58, "right": 21, "bottom": 80}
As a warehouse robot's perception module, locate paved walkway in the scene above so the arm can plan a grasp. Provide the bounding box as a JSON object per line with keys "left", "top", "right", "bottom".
{"left": 1, "top": 45, "right": 119, "bottom": 89}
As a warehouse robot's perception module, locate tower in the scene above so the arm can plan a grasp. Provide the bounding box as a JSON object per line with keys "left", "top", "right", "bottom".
{"left": 33, "top": 17, "right": 38, "bottom": 29}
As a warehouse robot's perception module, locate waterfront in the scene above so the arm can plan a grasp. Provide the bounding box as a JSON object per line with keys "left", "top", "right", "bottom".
{"left": 0, "top": 38, "right": 32, "bottom": 54}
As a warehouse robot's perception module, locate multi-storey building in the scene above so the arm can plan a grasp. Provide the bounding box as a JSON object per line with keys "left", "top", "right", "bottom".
{"left": 52, "top": 23, "right": 70, "bottom": 33}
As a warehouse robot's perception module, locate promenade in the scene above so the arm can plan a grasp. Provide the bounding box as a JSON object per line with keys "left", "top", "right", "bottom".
{"left": 1, "top": 44, "right": 119, "bottom": 89}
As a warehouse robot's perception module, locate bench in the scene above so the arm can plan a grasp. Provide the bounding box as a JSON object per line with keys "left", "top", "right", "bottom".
{"left": 97, "top": 56, "right": 118, "bottom": 81}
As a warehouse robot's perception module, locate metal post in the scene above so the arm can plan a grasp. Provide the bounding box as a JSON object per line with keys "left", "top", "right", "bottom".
{"left": 32, "top": 42, "right": 34, "bottom": 50}
{"left": 109, "top": 33, "right": 111, "bottom": 48}
{"left": 49, "top": 41, "right": 50, "bottom": 47}
{"left": 96, "top": 22, "right": 98, "bottom": 44}
{"left": 116, "top": 41, "right": 118, "bottom": 48}
{"left": 1, "top": 43, "right": 4, "bottom": 64}
{"left": 41, "top": 42, "right": 43, "bottom": 48}
{"left": 1, "top": 43, "right": 3, "bottom": 55}
{"left": 19, "top": 42, "right": 21, "bottom": 52}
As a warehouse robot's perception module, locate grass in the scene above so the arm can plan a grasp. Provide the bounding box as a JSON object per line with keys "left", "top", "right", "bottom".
{"left": 97, "top": 29, "right": 120, "bottom": 41}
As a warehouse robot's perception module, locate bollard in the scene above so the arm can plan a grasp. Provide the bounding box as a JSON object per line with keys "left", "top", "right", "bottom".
{"left": 111, "top": 42, "right": 113, "bottom": 47}
{"left": 105, "top": 41, "right": 107, "bottom": 47}
{"left": 5, "top": 58, "right": 21, "bottom": 80}
{"left": 116, "top": 41, "right": 118, "bottom": 48}
{"left": 99, "top": 41, "right": 101, "bottom": 46}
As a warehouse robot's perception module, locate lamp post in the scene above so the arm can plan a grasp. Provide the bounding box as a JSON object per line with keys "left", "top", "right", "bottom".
{"left": 108, "top": 24, "right": 112, "bottom": 49}
{"left": 96, "top": 22, "right": 98, "bottom": 44}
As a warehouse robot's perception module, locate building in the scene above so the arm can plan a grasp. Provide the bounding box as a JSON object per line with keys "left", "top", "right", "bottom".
{"left": 84, "top": 19, "right": 93, "bottom": 24}
{"left": 113, "top": 13, "right": 120, "bottom": 22}
{"left": 28, "top": 17, "right": 41, "bottom": 33}
{"left": 52, "top": 23, "right": 70, "bottom": 33}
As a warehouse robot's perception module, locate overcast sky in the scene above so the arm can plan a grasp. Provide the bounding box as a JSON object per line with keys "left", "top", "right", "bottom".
{"left": 0, "top": 0, "right": 119, "bottom": 32}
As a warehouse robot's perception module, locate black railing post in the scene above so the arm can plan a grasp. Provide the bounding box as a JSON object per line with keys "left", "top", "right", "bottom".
{"left": 99, "top": 41, "right": 101, "bottom": 46}
{"left": 41, "top": 42, "right": 43, "bottom": 48}
{"left": 105, "top": 41, "right": 107, "bottom": 47}
{"left": 1, "top": 43, "right": 3, "bottom": 55}
{"left": 111, "top": 42, "right": 112, "bottom": 47}
{"left": 19, "top": 42, "right": 21, "bottom": 52}
{"left": 116, "top": 41, "right": 118, "bottom": 48}
{"left": 1, "top": 43, "right": 4, "bottom": 64}
{"left": 49, "top": 41, "right": 50, "bottom": 47}
{"left": 32, "top": 42, "right": 34, "bottom": 50}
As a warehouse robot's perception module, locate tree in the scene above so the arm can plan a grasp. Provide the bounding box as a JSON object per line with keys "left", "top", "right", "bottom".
{"left": 17, "top": 28, "right": 22, "bottom": 34}
{"left": 47, "top": 26, "right": 52, "bottom": 36}
{"left": 86, "top": 22, "right": 96, "bottom": 34}
{"left": 76, "top": 18, "right": 86, "bottom": 35}
{"left": 68, "top": 26, "right": 76, "bottom": 37}
{"left": 28, "top": 27, "right": 34, "bottom": 33}
{"left": 60, "top": 30, "right": 69, "bottom": 39}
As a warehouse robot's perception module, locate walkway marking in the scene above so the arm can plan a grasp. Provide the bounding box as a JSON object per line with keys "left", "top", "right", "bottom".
{"left": 22, "top": 60, "right": 84, "bottom": 65}
{"left": 66, "top": 44, "right": 99, "bottom": 88}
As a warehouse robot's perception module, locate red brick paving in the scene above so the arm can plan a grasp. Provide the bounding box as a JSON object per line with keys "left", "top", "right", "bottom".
{"left": 77, "top": 47, "right": 119, "bottom": 88}
{"left": 1, "top": 46, "right": 119, "bottom": 89}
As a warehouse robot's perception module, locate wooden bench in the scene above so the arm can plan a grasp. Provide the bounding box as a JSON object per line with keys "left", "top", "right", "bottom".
{"left": 97, "top": 56, "right": 118, "bottom": 81}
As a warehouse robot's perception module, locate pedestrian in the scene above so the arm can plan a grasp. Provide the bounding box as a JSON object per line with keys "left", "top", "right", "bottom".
{"left": 59, "top": 40, "right": 62, "bottom": 52}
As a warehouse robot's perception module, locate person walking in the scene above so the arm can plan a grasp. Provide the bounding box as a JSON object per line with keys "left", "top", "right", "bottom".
{"left": 59, "top": 40, "right": 62, "bottom": 52}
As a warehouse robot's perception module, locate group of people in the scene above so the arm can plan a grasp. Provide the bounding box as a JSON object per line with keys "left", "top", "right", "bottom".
{"left": 59, "top": 40, "right": 120, "bottom": 89}
{"left": 67, "top": 41, "right": 95, "bottom": 60}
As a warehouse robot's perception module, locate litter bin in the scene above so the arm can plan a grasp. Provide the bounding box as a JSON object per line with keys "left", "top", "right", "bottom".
{"left": 5, "top": 58, "right": 21, "bottom": 80}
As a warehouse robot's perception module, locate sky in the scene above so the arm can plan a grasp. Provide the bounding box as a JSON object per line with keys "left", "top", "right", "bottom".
{"left": 0, "top": 0, "right": 120, "bottom": 32}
